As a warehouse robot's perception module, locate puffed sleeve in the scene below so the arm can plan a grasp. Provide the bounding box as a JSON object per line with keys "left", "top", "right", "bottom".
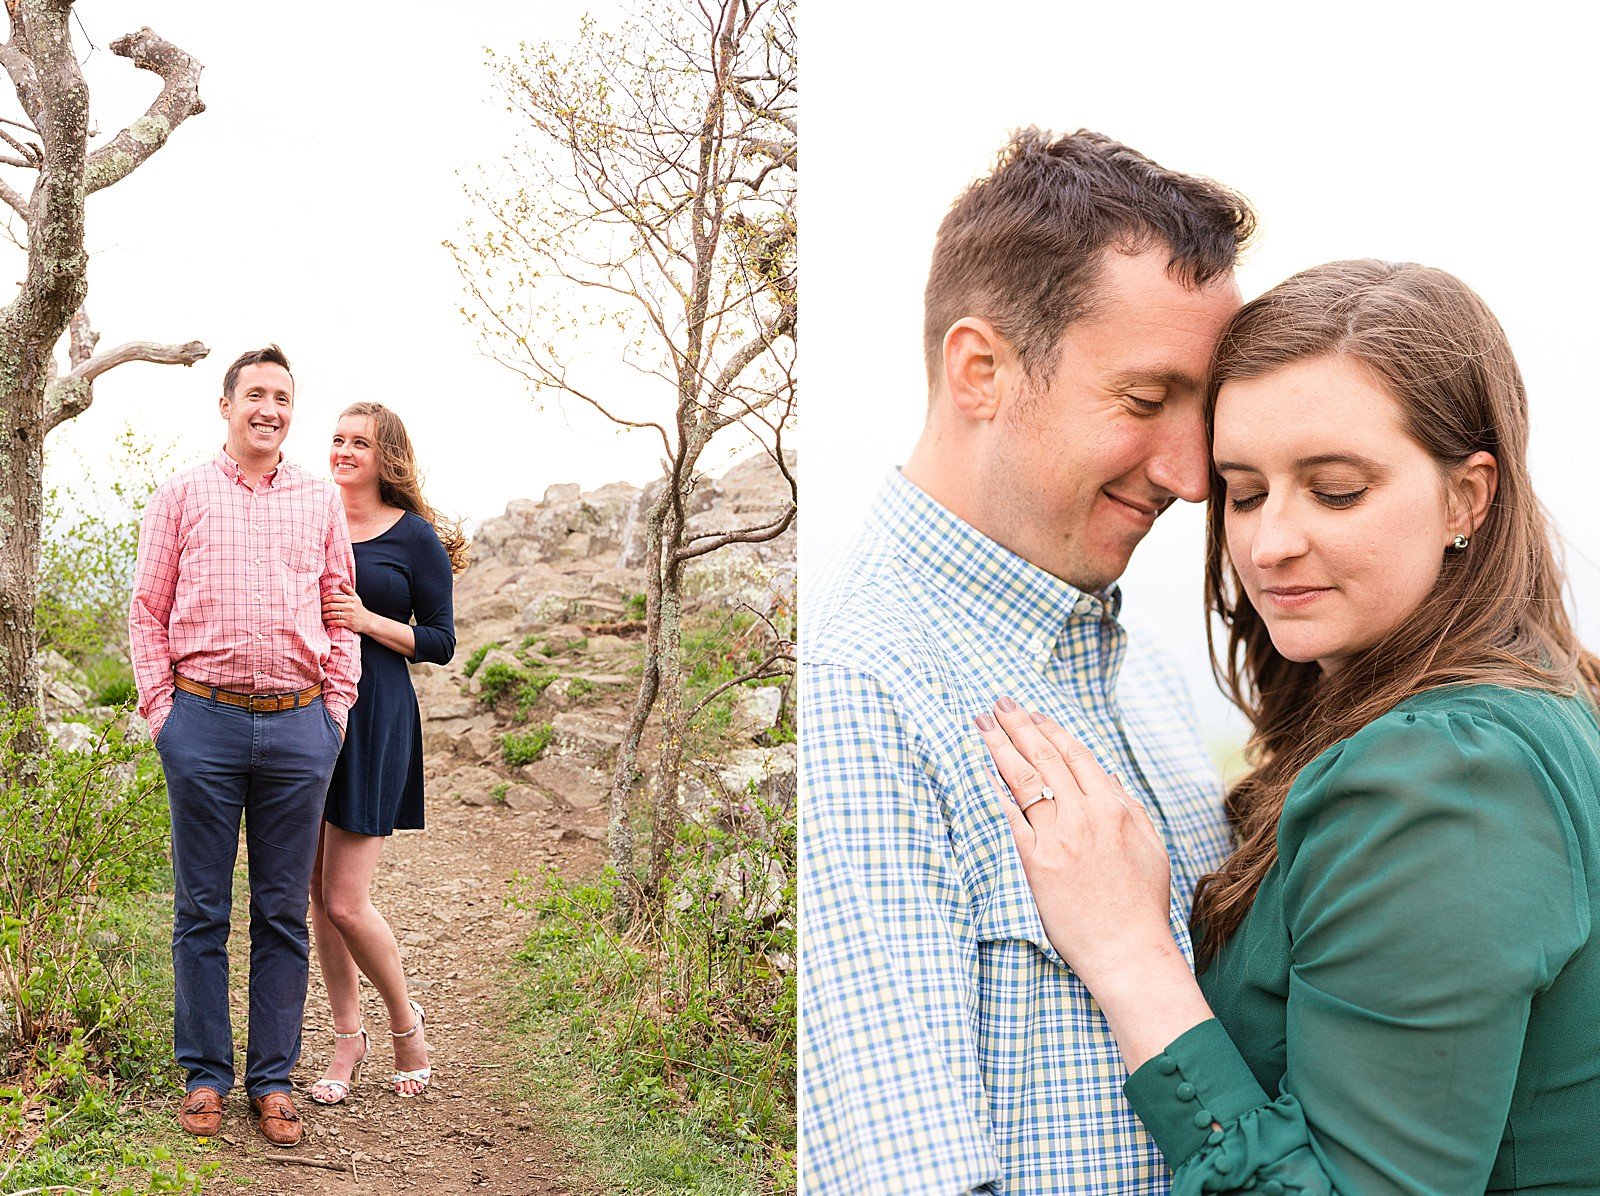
{"left": 406, "top": 518, "right": 456, "bottom": 665}
{"left": 1125, "top": 706, "right": 1589, "bottom": 1194}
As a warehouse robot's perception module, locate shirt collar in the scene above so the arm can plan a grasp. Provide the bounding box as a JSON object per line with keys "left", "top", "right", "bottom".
{"left": 215, "top": 447, "right": 285, "bottom": 488}
{"left": 873, "top": 469, "right": 1122, "bottom": 660}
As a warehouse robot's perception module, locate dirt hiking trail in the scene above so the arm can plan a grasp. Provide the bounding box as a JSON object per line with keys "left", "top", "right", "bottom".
{"left": 197, "top": 773, "right": 606, "bottom": 1195}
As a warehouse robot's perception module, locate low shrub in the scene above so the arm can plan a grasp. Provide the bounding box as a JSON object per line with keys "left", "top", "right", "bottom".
{"left": 477, "top": 660, "right": 524, "bottom": 705}
{"left": 502, "top": 724, "right": 554, "bottom": 766}
{"left": 507, "top": 778, "right": 796, "bottom": 1191}
{"left": 0, "top": 709, "right": 194, "bottom": 1190}
{"left": 462, "top": 642, "right": 497, "bottom": 679}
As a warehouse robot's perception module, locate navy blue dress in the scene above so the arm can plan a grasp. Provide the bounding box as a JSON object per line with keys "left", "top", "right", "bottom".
{"left": 324, "top": 510, "right": 455, "bottom": 835}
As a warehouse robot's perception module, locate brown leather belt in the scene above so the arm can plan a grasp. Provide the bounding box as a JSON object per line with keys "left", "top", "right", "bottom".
{"left": 174, "top": 673, "right": 322, "bottom": 713}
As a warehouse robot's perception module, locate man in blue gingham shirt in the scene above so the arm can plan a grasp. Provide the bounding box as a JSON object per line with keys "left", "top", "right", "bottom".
{"left": 800, "top": 130, "right": 1256, "bottom": 1194}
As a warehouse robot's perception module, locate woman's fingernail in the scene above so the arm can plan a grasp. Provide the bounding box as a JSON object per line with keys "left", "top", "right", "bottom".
{"left": 1029, "top": 711, "right": 1047, "bottom": 724}
{"left": 974, "top": 712, "right": 997, "bottom": 731}
{"left": 996, "top": 696, "right": 1019, "bottom": 712}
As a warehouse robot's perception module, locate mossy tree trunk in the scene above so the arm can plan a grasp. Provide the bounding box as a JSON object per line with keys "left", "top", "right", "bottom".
{"left": 0, "top": 3, "right": 206, "bottom": 753}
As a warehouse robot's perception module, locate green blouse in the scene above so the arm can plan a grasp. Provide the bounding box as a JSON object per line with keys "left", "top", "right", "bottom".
{"left": 1125, "top": 685, "right": 1600, "bottom": 1194}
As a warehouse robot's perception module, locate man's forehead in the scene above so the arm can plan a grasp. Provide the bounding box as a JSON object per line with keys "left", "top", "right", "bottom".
{"left": 234, "top": 363, "right": 293, "bottom": 393}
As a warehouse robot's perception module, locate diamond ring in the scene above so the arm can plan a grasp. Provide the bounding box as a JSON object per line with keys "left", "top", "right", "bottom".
{"left": 1017, "top": 785, "right": 1055, "bottom": 812}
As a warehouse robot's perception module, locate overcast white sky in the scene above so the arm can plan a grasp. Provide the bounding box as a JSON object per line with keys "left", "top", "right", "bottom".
{"left": 804, "top": 2, "right": 1600, "bottom": 741}
{"left": 33, "top": 3, "right": 1600, "bottom": 740}
{"left": 38, "top": 1, "right": 678, "bottom": 530}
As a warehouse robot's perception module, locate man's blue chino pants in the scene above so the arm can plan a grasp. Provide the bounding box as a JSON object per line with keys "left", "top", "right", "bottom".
{"left": 155, "top": 687, "right": 342, "bottom": 1099}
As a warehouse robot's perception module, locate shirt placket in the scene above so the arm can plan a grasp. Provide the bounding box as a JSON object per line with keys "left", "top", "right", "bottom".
{"left": 248, "top": 480, "right": 268, "bottom": 691}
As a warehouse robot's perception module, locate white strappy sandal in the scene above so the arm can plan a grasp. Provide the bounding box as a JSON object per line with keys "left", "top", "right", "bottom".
{"left": 390, "top": 999, "right": 432, "bottom": 1097}
{"left": 310, "top": 1025, "right": 368, "bottom": 1105}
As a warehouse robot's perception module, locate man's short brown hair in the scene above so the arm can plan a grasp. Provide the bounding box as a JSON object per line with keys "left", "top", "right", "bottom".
{"left": 923, "top": 129, "right": 1256, "bottom": 386}
{"left": 222, "top": 344, "right": 292, "bottom": 399}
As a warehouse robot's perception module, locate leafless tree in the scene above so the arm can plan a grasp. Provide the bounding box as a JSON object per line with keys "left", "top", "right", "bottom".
{"left": 451, "top": 0, "right": 795, "bottom": 922}
{"left": 0, "top": 1, "right": 207, "bottom": 747}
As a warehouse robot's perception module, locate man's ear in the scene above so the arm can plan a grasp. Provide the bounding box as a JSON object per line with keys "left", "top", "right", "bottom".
{"left": 941, "top": 317, "right": 1014, "bottom": 422}
{"left": 218, "top": 394, "right": 231, "bottom": 419}
{"left": 1448, "top": 450, "right": 1498, "bottom": 542}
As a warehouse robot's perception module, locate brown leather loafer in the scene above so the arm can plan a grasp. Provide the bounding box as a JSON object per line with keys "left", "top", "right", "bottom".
{"left": 177, "top": 1086, "right": 223, "bottom": 1137}
{"left": 250, "top": 1091, "right": 304, "bottom": 1147}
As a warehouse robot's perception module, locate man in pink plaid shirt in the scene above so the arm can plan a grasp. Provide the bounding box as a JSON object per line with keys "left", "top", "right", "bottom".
{"left": 130, "top": 344, "right": 360, "bottom": 1148}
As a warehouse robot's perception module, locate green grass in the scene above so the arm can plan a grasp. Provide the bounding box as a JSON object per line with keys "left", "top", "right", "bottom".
{"left": 0, "top": 890, "right": 211, "bottom": 1196}
{"left": 515, "top": 671, "right": 559, "bottom": 714}
{"left": 502, "top": 724, "right": 554, "bottom": 766}
{"left": 463, "top": 642, "right": 498, "bottom": 678}
{"left": 500, "top": 871, "right": 789, "bottom": 1195}
{"left": 1, "top": 1095, "right": 215, "bottom": 1195}
{"left": 79, "top": 654, "right": 138, "bottom": 707}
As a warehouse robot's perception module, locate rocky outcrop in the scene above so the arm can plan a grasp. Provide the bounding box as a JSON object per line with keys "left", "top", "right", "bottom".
{"left": 416, "top": 451, "right": 797, "bottom": 835}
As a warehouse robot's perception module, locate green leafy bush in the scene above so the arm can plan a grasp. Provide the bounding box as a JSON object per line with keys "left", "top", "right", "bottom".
{"left": 0, "top": 713, "right": 170, "bottom": 1066}
{"left": 477, "top": 660, "right": 524, "bottom": 705}
{"left": 515, "top": 670, "right": 559, "bottom": 713}
{"left": 502, "top": 724, "right": 554, "bottom": 766}
{"left": 38, "top": 428, "right": 171, "bottom": 668}
{"left": 479, "top": 661, "right": 560, "bottom": 716}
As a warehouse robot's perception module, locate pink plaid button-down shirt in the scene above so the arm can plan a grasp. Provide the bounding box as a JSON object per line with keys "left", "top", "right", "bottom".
{"left": 129, "top": 450, "right": 361, "bottom": 740}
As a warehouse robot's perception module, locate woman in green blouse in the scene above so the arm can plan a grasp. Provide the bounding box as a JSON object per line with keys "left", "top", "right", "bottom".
{"left": 979, "top": 260, "right": 1600, "bottom": 1193}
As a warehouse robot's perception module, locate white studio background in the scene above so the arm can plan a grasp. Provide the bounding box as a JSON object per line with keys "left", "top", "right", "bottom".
{"left": 802, "top": 2, "right": 1600, "bottom": 746}
{"left": 37, "top": 1, "right": 690, "bottom": 531}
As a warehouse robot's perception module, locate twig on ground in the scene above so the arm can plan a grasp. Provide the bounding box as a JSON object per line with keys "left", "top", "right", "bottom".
{"left": 243, "top": 1154, "right": 352, "bottom": 1174}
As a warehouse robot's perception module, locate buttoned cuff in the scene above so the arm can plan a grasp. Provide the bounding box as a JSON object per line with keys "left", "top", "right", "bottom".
{"left": 325, "top": 702, "right": 349, "bottom": 735}
{"left": 1124, "top": 1018, "right": 1269, "bottom": 1169}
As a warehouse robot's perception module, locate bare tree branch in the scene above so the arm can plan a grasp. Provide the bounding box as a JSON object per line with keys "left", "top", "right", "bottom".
{"left": 43, "top": 337, "right": 208, "bottom": 431}
{"left": 674, "top": 502, "right": 795, "bottom": 563}
{"left": 85, "top": 26, "right": 204, "bottom": 194}
{"left": 0, "top": 121, "right": 38, "bottom": 165}
{"left": 69, "top": 335, "right": 207, "bottom": 384}
{"left": 0, "top": 1, "right": 44, "bottom": 125}
{"left": 686, "top": 646, "right": 794, "bottom": 725}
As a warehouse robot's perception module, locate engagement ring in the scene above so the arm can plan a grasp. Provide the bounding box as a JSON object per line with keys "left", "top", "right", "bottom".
{"left": 1017, "top": 785, "right": 1055, "bottom": 811}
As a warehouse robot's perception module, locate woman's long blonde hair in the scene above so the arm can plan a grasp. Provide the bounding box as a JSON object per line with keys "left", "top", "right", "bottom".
{"left": 340, "top": 402, "right": 470, "bottom": 575}
{"left": 1193, "top": 260, "right": 1600, "bottom": 962}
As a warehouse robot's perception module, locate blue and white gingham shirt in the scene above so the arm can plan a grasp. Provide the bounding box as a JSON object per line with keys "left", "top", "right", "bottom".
{"left": 800, "top": 471, "right": 1234, "bottom": 1195}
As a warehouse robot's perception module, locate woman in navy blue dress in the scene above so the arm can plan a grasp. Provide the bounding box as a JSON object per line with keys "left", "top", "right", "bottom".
{"left": 307, "top": 402, "right": 467, "bottom": 1104}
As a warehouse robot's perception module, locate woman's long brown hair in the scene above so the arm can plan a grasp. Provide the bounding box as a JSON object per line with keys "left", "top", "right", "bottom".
{"left": 340, "top": 402, "right": 470, "bottom": 575}
{"left": 1192, "top": 260, "right": 1600, "bottom": 963}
